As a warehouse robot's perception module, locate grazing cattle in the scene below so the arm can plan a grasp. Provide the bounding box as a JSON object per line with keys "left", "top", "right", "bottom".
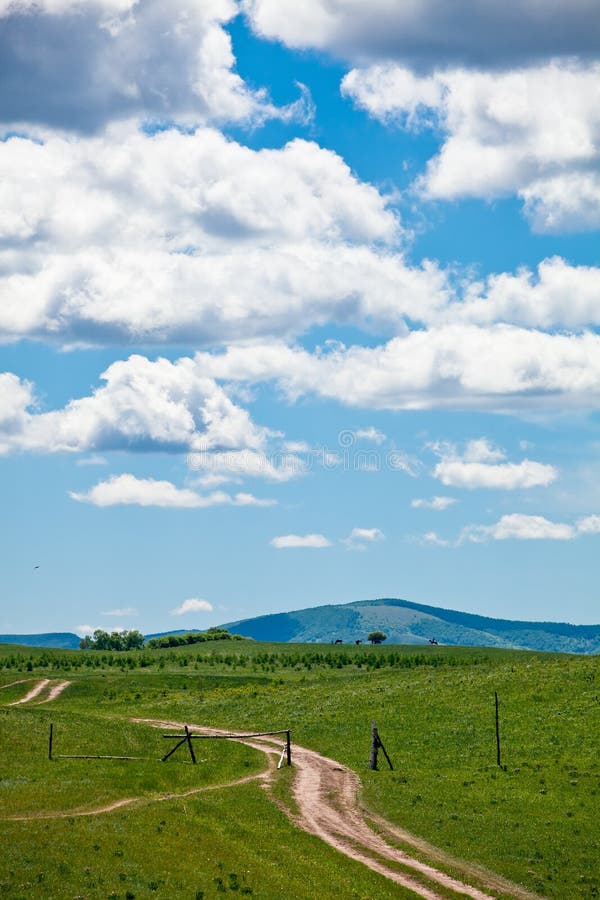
{"left": 355, "top": 639, "right": 362, "bottom": 645}
{"left": 334, "top": 638, "right": 343, "bottom": 644}
{"left": 428, "top": 638, "right": 438, "bottom": 645}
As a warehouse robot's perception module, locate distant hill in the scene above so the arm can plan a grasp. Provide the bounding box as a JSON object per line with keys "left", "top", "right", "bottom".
{"left": 3, "top": 602, "right": 599, "bottom": 653}
{"left": 0, "top": 629, "right": 206, "bottom": 650}
{"left": 223, "top": 598, "right": 600, "bottom": 654}
{"left": 0, "top": 632, "right": 81, "bottom": 649}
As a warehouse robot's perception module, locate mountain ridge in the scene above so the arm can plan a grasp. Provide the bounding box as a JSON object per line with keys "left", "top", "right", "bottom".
{"left": 1, "top": 600, "right": 599, "bottom": 652}
{"left": 223, "top": 597, "right": 600, "bottom": 654}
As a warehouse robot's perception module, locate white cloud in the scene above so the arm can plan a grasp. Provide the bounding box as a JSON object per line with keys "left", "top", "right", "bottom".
{"left": 101, "top": 607, "right": 138, "bottom": 616}
{"left": 75, "top": 624, "right": 101, "bottom": 637}
{"left": 463, "top": 513, "right": 576, "bottom": 542}
{"left": 412, "top": 496, "right": 456, "bottom": 510}
{"left": 270, "top": 533, "right": 332, "bottom": 549}
{"left": 3, "top": 126, "right": 600, "bottom": 347}
{"left": 282, "top": 440, "right": 312, "bottom": 453}
{"left": 194, "top": 326, "right": 600, "bottom": 413}
{"left": 76, "top": 454, "right": 109, "bottom": 466}
{"left": 0, "top": 354, "right": 268, "bottom": 455}
{"left": 354, "top": 427, "right": 386, "bottom": 444}
{"left": 420, "top": 531, "right": 450, "bottom": 547}
{"left": 342, "top": 526, "right": 384, "bottom": 550}
{"left": 0, "top": 0, "right": 306, "bottom": 131}
{"left": 0, "top": 127, "right": 440, "bottom": 348}
{"left": 577, "top": 514, "right": 600, "bottom": 534}
{"left": 187, "top": 449, "right": 305, "bottom": 482}
{"left": 456, "top": 259, "right": 600, "bottom": 331}
{"left": 432, "top": 439, "right": 557, "bottom": 490}
{"left": 171, "top": 598, "right": 214, "bottom": 615}
{"left": 69, "top": 474, "right": 276, "bottom": 508}
{"left": 244, "top": 0, "right": 600, "bottom": 67}
{"left": 343, "top": 62, "right": 600, "bottom": 232}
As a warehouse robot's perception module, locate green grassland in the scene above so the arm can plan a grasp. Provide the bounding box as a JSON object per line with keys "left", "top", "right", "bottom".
{"left": 1, "top": 640, "right": 598, "bottom": 899}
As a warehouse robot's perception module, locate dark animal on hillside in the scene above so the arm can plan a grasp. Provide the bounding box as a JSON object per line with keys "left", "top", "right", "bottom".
{"left": 355, "top": 639, "right": 362, "bottom": 645}
{"left": 334, "top": 638, "right": 343, "bottom": 644}
{"left": 428, "top": 638, "right": 438, "bottom": 645}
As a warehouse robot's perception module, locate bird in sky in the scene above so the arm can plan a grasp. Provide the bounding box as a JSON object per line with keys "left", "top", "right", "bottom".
{"left": 33, "top": 565, "right": 40, "bottom": 569}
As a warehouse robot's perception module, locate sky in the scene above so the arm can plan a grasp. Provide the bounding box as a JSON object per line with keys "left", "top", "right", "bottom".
{"left": 2, "top": 0, "right": 600, "bottom": 637}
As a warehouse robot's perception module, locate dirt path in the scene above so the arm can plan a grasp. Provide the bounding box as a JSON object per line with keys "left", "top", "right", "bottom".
{"left": 0, "top": 679, "right": 32, "bottom": 690}
{"left": 3, "top": 769, "right": 270, "bottom": 823}
{"left": 7, "top": 679, "right": 50, "bottom": 705}
{"left": 135, "top": 719, "right": 540, "bottom": 900}
{"left": 4, "top": 678, "right": 71, "bottom": 706}
{"left": 37, "top": 680, "right": 71, "bottom": 704}
{"left": 0, "top": 710, "right": 540, "bottom": 899}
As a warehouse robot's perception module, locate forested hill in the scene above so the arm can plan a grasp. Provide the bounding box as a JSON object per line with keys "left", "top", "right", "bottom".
{"left": 2, "top": 599, "right": 599, "bottom": 652}
{"left": 0, "top": 632, "right": 81, "bottom": 649}
{"left": 223, "top": 598, "right": 600, "bottom": 654}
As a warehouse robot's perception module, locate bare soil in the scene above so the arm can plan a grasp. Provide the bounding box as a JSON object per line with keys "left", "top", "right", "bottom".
{"left": 0, "top": 689, "right": 541, "bottom": 899}
{"left": 7, "top": 679, "right": 51, "bottom": 705}
{"left": 37, "top": 680, "right": 71, "bottom": 704}
{"left": 6, "top": 678, "right": 71, "bottom": 706}
{"left": 134, "top": 719, "right": 542, "bottom": 900}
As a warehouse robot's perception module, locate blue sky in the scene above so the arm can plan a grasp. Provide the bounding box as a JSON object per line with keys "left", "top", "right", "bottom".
{"left": 2, "top": 0, "right": 600, "bottom": 636}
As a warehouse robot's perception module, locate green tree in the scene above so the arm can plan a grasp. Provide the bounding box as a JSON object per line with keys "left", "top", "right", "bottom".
{"left": 367, "top": 630, "right": 387, "bottom": 644}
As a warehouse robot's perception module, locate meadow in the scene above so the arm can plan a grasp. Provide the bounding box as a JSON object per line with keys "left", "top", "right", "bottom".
{"left": 0, "top": 639, "right": 598, "bottom": 899}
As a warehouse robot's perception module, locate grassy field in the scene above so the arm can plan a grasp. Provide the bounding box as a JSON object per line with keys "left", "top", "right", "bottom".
{"left": 0, "top": 640, "right": 598, "bottom": 898}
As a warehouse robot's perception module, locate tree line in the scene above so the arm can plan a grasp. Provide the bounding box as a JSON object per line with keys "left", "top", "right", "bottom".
{"left": 79, "top": 627, "right": 241, "bottom": 650}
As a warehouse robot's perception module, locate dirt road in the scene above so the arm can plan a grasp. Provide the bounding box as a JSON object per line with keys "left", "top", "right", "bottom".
{"left": 135, "top": 719, "right": 540, "bottom": 900}
{"left": 7, "top": 679, "right": 51, "bottom": 705}
{"left": 5, "top": 678, "right": 70, "bottom": 705}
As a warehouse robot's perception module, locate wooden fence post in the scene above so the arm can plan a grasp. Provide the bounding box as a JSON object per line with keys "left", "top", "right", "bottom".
{"left": 369, "top": 720, "right": 393, "bottom": 770}
{"left": 495, "top": 692, "right": 502, "bottom": 767}
{"left": 48, "top": 723, "right": 53, "bottom": 761}
{"left": 369, "top": 721, "right": 379, "bottom": 770}
{"left": 286, "top": 730, "right": 292, "bottom": 766}
{"left": 185, "top": 725, "right": 197, "bottom": 764}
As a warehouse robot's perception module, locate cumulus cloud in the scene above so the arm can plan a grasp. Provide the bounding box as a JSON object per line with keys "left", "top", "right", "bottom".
{"left": 244, "top": 0, "right": 600, "bottom": 67}
{"left": 452, "top": 258, "right": 600, "bottom": 331}
{"left": 0, "top": 354, "right": 268, "bottom": 455}
{"left": 171, "top": 597, "right": 214, "bottom": 615}
{"left": 412, "top": 496, "right": 456, "bottom": 510}
{"left": 69, "top": 474, "right": 276, "bottom": 507}
{"left": 270, "top": 533, "right": 331, "bottom": 549}
{"left": 0, "top": 127, "right": 443, "bottom": 347}
{"left": 432, "top": 439, "right": 557, "bottom": 490}
{"left": 343, "top": 62, "right": 600, "bottom": 232}
{"left": 578, "top": 514, "right": 600, "bottom": 534}
{"left": 463, "top": 513, "right": 576, "bottom": 542}
{"left": 420, "top": 511, "right": 600, "bottom": 546}
{"left": 0, "top": 0, "right": 308, "bottom": 131}
{"left": 194, "top": 326, "right": 600, "bottom": 413}
{"left": 3, "top": 126, "right": 600, "bottom": 346}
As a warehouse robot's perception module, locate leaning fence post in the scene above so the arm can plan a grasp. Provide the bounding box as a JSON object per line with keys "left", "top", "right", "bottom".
{"left": 185, "top": 725, "right": 197, "bottom": 765}
{"left": 48, "top": 723, "right": 53, "bottom": 761}
{"left": 369, "top": 720, "right": 393, "bottom": 770}
{"left": 286, "top": 729, "right": 292, "bottom": 766}
{"left": 369, "top": 721, "right": 379, "bottom": 770}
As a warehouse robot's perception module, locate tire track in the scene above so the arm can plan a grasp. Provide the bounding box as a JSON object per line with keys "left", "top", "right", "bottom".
{"left": 7, "top": 679, "right": 51, "bottom": 705}
{"left": 136, "top": 719, "right": 540, "bottom": 900}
